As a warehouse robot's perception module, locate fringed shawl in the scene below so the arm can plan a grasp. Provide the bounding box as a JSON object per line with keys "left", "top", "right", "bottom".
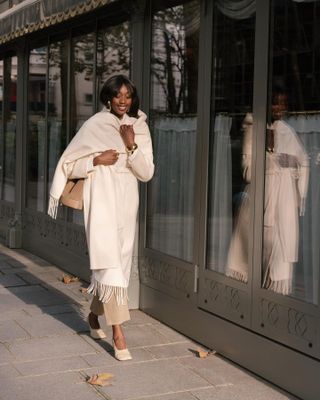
{"left": 48, "top": 109, "right": 151, "bottom": 218}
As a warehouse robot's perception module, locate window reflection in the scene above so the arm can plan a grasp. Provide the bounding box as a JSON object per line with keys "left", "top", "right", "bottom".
{"left": 47, "top": 40, "right": 68, "bottom": 217}
{"left": 70, "top": 33, "right": 95, "bottom": 225}
{"left": 263, "top": 0, "right": 319, "bottom": 304}
{"left": 206, "top": 5, "right": 255, "bottom": 279}
{"left": 263, "top": 89, "right": 309, "bottom": 296}
{"left": 71, "top": 33, "right": 95, "bottom": 136}
{"left": 3, "top": 56, "right": 17, "bottom": 203}
{"left": 27, "top": 48, "right": 46, "bottom": 211}
{"left": 0, "top": 59, "right": 3, "bottom": 199}
{"left": 97, "top": 21, "right": 131, "bottom": 108}
{"left": 146, "top": 0, "right": 200, "bottom": 262}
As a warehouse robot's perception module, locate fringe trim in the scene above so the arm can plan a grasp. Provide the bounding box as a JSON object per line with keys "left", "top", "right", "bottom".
{"left": 87, "top": 279, "right": 128, "bottom": 306}
{"left": 226, "top": 268, "right": 248, "bottom": 283}
{"left": 263, "top": 275, "right": 292, "bottom": 295}
{"left": 48, "top": 196, "right": 59, "bottom": 219}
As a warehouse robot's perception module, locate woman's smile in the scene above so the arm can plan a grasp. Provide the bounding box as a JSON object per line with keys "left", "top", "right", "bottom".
{"left": 111, "top": 84, "right": 132, "bottom": 119}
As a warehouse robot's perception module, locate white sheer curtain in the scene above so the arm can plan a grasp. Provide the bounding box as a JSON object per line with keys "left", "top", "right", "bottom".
{"left": 147, "top": 116, "right": 197, "bottom": 262}
{"left": 207, "top": 115, "right": 233, "bottom": 272}
{"left": 216, "top": 0, "right": 256, "bottom": 20}
{"left": 286, "top": 114, "right": 320, "bottom": 304}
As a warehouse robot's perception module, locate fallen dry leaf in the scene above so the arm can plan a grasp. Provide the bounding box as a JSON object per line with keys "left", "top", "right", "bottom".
{"left": 197, "top": 348, "right": 216, "bottom": 358}
{"left": 62, "top": 274, "right": 79, "bottom": 284}
{"left": 86, "top": 373, "right": 114, "bottom": 387}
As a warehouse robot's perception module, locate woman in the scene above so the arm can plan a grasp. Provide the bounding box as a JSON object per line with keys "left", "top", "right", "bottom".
{"left": 48, "top": 75, "right": 154, "bottom": 360}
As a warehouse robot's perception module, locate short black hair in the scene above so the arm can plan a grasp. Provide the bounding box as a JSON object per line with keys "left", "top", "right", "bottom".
{"left": 100, "top": 74, "right": 139, "bottom": 118}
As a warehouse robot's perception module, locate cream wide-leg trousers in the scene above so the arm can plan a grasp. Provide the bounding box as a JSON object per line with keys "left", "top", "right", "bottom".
{"left": 90, "top": 293, "right": 130, "bottom": 326}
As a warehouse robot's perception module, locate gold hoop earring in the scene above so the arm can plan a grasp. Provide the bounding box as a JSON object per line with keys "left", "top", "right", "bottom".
{"left": 106, "top": 100, "right": 111, "bottom": 112}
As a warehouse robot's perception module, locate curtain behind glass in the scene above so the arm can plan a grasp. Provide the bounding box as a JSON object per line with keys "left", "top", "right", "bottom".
{"left": 47, "top": 40, "right": 68, "bottom": 217}
{"left": 27, "top": 48, "right": 47, "bottom": 211}
{"left": 69, "top": 32, "right": 94, "bottom": 225}
{"left": 3, "top": 56, "right": 17, "bottom": 203}
{"left": 206, "top": 5, "right": 256, "bottom": 279}
{"left": 0, "top": 60, "right": 3, "bottom": 200}
{"left": 146, "top": 0, "right": 200, "bottom": 262}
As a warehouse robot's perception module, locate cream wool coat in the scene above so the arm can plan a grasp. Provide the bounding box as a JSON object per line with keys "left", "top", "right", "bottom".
{"left": 226, "top": 114, "right": 309, "bottom": 295}
{"left": 48, "top": 109, "right": 154, "bottom": 304}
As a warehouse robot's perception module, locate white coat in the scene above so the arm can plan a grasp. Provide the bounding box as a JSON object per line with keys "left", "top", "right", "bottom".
{"left": 48, "top": 109, "right": 154, "bottom": 303}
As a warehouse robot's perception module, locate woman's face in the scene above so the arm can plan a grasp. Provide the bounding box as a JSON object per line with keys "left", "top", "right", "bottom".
{"left": 272, "top": 93, "right": 288, "bottom": 120}
{"left": 110, "top": 84, "right": 132, "bottom": 119}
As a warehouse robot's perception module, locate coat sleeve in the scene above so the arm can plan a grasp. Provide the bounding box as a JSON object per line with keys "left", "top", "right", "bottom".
{"left": 127, "top": 122, "right": 154, "bottom": 182}
{"left": 65, "top": 155, "right": 96, "bottom": 179}
{"left": 295, "top": 138, "right": 309, "bottom": 216}
{"left": 241, "top": 113, "right": 253, "bottom": 183}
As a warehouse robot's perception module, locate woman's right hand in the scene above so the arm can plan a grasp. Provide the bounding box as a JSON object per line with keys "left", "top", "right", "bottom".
{"left": 93, "top": 150, "right": 119, "bottom": 166}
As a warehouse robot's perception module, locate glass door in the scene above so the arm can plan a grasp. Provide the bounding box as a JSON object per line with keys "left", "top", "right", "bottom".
{"left": 197, "top": 2, "right": 256, "bottom": 327}
{"left": 141, "top": 0, "right": 201, "bottom": 300}
{"left": 252, "top": 0, "right": 320, "bottom": 358}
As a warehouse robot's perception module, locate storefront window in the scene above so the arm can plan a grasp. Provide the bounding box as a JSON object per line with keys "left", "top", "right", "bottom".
{"left": 96, "top": 21, "right": 131, "bottom": 108}
{"left": 206, "top": 4, "right": 256, "bottom": 279}
{"left": 27, "top": 47, "right": 47, "bottom": 211}
{"left": 146, "top": 0, "right": 200, "bottom": 262}
{"left": 70, "top": 32, "right": 95, "bottom": 224}
{"left": 47, "top": 40, "right": 68, "bottom": 213}
{"left": 263, "top": 0, "right": 320, "bottom": 304}
{"left": 3, "top": 56, "right": 17, "bottom": 203}
{"left": 0, "top": 59, "right": 3, "bottom": 199}
{"left": 70, "top": 32, "right": 95, "bottom": 136}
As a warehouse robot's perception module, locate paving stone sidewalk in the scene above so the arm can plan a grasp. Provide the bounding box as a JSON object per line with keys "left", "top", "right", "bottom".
{"left": 0, "top": 244, "right": 298, "bottom": 400}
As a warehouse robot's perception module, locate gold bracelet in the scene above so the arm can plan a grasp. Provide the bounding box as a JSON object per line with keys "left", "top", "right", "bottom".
{"left": 126, "top": 143, "right": 138, "bottom": 155}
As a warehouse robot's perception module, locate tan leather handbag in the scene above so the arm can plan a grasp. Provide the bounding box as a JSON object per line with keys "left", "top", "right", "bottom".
{"left": 60, "top": 179, "right": 84, "bottom": 210}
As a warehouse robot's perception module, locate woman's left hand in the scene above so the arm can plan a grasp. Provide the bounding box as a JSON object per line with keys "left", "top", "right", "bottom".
{"left": 120, "top": 125, "right": 135, "bottom": 149}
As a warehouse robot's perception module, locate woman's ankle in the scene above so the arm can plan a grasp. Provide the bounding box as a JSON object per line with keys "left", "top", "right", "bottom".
{"left": 88, "top": 312, "right": 100, "bottom": 329}
{"left": 112, "top": 325, "right": 127, "bottom": 349}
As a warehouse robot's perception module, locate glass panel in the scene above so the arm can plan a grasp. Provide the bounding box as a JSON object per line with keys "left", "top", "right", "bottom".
{"left": 97, "top": 21, "right": 131, "bottom": 109}
{"left": 0, "top": 59, "right": 3, "bottom": 199}
{"left": 70, "top": 32, "right": 95, "bottom": 224}
{"left": 70, "top": 32, "right": 95, "bottom": 136}
{"left": 47, "top": 40, "right": 68, "bottom": 214}
{"left": 146, "top": 0, "right": 200, "bottom": 262}
{"left": 3, "top": 56, "right": 17, "bottom": 202}
{"left": 263, "top": 0, "right": 320, "bottom": 304}
{"left": 27, "top": 47, "right": 47, "bottom": 211}
{"left": 206, "top": 4, "right": 256, "bottom": 280}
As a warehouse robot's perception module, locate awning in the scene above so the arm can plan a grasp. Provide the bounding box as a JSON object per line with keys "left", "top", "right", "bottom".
{"left": 0, "top": 0, "right": 116, "bottom": 45}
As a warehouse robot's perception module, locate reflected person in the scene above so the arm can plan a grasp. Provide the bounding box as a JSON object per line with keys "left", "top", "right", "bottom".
{"left": 226, "top": 90, "right": 309, "bottom": 295}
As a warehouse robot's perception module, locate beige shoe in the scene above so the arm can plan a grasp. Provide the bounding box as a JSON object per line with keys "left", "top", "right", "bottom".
{"left": 113, "top": 340, "right": 132, "bottom": 361}
{"left": 87, "top": 316, "right": 106, "bottom": 339}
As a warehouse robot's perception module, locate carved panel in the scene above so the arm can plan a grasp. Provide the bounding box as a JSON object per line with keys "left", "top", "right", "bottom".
{"left": 65, "top": 226, "right": 88, "bottom": 254}
{"left": 23, "top": 210, "right": 44, "bottom": 234}
{"left": 23, "top": 211, "right": 37, "bottom": 230}
{"left": 43, "top": 217, "right": 64, "bottom": 242}
{"left": 288, "top": 308, "right": 308, "bottom": 339}
{"left": 0, "top": 203, "right": 15, "bottom": 220}
{"left": 203, "top": 277, "right": 246, "bottom": 315}
{"left": 259, "top": 298, "right": 317, "bottom": 350}
{"left": 140, "top": 255, "right": 192, "bottom": 295}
